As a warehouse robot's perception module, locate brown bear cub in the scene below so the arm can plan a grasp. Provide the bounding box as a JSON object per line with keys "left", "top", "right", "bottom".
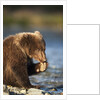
{"left": 3, "top": 31, "right": 48, "bottom": 89}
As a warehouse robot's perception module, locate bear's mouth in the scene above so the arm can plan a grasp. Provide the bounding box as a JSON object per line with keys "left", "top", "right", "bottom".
{"left": 32, "top": 58, "right": 40, "bottom": 64}
{"left": 33, "top": 58, "right": 47, "bottom": 64}
{"left": 42, "top": 60, "right": 47, "bottom": 63}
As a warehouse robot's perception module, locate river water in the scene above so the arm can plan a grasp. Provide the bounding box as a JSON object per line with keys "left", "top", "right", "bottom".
{"left": 3, "top": 26, "right": 63, "bottom": 95}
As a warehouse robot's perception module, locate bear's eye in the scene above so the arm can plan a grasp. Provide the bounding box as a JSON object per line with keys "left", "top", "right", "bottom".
{"left": 41, "top": 48, "right": 45, "bottom": 51}
{"left": 29, "top": 48, "right": 31, "bottom": 52}
{"left": 43, "top": 47, "right": 45, "bottom": 51}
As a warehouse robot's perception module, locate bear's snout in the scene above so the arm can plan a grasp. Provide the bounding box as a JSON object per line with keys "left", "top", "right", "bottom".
{"left": 39, "top": 52, "right": 47, "bottom": 63}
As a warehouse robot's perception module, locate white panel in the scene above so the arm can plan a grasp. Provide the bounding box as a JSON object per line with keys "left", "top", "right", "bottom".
{"left": 67, "top": 25, "right": 99, "bottom": 94}
{"left": 67, "top": 95, "right": 100, "bottom": 100}
{"left": 67, "top": 0, "right": 100, "bottom": 24}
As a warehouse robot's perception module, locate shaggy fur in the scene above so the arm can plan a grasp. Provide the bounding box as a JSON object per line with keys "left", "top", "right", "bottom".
{"left": 3, "top": 31, "right": 48, "bottom": 89}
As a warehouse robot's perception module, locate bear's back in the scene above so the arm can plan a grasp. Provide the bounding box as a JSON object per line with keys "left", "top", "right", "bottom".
{"left": 3, "top": 35, "right": 15, "bottom": 47}
{"left": 3, "top": 35, "right": 15, "bottom": 67}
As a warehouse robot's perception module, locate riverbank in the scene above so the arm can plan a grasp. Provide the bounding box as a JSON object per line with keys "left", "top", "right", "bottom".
{"left": 3, "top": 85, "right": 63, "bottom": 95}
{"left": 3, "top": 85, "right": 52, "bottom": 95}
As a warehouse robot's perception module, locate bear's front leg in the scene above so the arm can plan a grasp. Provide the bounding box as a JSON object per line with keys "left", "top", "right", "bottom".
{"left": 12, "top": 64, "right": 40, "bottom": 89}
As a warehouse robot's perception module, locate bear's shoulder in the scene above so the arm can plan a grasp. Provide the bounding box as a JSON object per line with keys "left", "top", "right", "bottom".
{"left": 3, "top": 35, "right": 15, "bottom": 46}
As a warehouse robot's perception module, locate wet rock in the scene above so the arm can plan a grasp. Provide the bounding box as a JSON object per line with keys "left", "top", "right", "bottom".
{"left": 3, "top": 85, "right": 63, "bottom": 95}
{"left": 42, "top": 91, "right": 45, "bottom": 95}
{"left": 3, "top": 85, "right": 7, "bottom": 92}
{"left": 45, "top": 93, "right": 50, "bottom": 95}
{"left": 3, "top": 92, "right": 9, "bottom": 95}
{"left": 49, "top": 88, "right": 57, "bottom": 91}
{"left": 7, "top": 86, "right": 22, "bottom": 94}
{"left": 3, "top": 85, "right": 44, "bottom": 95}
{"left": 60, "top": 92, "right": 63, "bottom": 95}
{"left": 27, "top": 88, "right": 43, "bottom": 95}
{"left": 20, "top": 89, "right": 27, "bottom": 94}
{"left": 42, "top": 92, "right": 51, "bottom": 95}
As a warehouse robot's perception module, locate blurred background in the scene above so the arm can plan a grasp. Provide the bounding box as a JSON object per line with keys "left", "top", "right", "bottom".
{"left": 3, "top": 5, "right": 63, "bottom": 95}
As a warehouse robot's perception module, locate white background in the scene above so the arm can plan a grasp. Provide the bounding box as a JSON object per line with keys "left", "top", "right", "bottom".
{"left": 67, "top": 25, "right": 99, "bottom": 94}
{"left": 67, "top": 0, "right": 100, "bottom": 100}
{"left": 67, "top": 0, "right": 100, "bottom": 24}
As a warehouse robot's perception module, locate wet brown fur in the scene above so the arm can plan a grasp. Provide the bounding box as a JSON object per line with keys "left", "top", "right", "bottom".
{"left": 3, "top": 31, "right": 47, "bottom": 89}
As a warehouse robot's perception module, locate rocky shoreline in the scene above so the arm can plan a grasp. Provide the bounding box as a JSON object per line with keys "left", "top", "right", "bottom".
{"left": 3, "top": 85, "right": 51, "bottom": 95}
{"left": 3, "top": 85, "right": 63, "bottom": 95}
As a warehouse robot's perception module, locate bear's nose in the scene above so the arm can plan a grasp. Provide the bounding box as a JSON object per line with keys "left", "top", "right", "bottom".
{"left": 40, "top": 58, "right": 47, "bottom": 63}
{"left": 41, "top": 52, "right": 47, "bottom": 62}
{"left": 43, "top": 60, "right": 47, "bottom": 63}
{"left": 40, "top": 57, "right": 47, "bottom": 63}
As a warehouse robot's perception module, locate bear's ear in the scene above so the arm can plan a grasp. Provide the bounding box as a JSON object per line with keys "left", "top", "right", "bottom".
{"left": 34, "top": 31, "right": 40, "bottom": 34}
{"left": 34, "top": 31, "right": 43, "bottom": 39}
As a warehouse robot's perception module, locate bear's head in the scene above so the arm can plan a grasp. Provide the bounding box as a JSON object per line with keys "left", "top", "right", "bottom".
{"left": 15, "top": 31, "right": 47, "bottom": 63}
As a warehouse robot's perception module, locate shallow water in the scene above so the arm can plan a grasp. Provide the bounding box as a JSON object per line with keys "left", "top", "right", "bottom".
{"left": 3, "top": 26, "right": 63, "bottom": 95}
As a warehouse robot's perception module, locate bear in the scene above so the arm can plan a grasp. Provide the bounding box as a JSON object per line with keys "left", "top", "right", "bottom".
{"left": 3, "top": 31, "right": 48, "bottom": 89}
